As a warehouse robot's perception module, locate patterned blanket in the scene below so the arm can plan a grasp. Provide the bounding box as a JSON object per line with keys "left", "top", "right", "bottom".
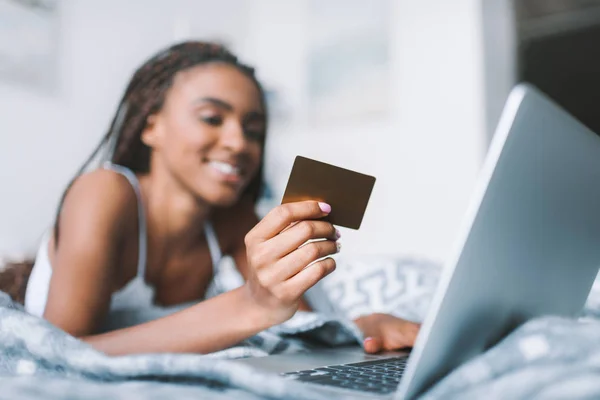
{"left": 1, "top": 256, "right": 598, "bottom": 399}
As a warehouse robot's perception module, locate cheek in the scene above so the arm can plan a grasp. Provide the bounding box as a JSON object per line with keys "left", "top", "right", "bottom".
{"left": 164, "top": 119, "right": 215, "bottom": 158}
{"left": 248, "top": 143, "right": 263, "bottom": 173}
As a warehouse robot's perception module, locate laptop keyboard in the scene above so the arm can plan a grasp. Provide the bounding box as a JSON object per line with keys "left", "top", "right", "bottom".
{"left": 280, "top": 356, "right": 408, "bottom": 395}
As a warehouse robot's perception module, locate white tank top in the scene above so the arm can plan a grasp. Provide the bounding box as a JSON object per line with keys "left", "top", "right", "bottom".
{"left": 24, "top": 163, "right": 224, "bottom": 331}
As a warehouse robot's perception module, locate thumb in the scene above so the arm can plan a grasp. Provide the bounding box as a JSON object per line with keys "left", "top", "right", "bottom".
{"left": 363, "top": 336, "right": 383, "bottom": 354}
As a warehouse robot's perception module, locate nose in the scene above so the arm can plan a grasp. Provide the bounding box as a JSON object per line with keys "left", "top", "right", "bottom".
{"left": 220, "top": 121, "right": 248, "bottom": 153}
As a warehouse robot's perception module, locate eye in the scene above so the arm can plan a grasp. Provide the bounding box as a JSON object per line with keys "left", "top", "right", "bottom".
{"left": 243, "top": 127, "right": 265, "bottom": 141}
{"left": 243, "top": 116, "right": 265, "bottom": 141}
{"left": 200, "top": 115, "right": 223, "bottom": 126}
{"left": 245, "top": 130, "right": 265, "bottom": 141}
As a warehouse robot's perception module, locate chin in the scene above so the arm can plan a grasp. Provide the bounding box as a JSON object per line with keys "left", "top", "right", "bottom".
{"left": 211, "top": 193, "right": 240, "bottom": 207}
{"left": 196, "top": 184, "right": 244, "bottom": 208}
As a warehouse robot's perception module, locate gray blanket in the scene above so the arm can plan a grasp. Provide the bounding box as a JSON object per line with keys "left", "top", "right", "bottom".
{"left": 1, "top": 269, "right": 599, "bottom": 399}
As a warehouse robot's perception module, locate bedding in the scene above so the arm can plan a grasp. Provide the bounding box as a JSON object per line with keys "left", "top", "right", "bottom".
{"left": 0, "top": 256, "right": 598, "bottom": 399}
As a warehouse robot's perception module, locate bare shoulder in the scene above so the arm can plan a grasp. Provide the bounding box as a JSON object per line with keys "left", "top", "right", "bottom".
{"left": 65, "top": 168, "right": 137, "bottom": 204}
{"left": 58, "top": 168, "right": 139, "bottom": 240}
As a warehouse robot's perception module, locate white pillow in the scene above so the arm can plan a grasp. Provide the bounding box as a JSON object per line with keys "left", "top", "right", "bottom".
{"left": 320, "top": 255, "right": 441, "bottom": 322}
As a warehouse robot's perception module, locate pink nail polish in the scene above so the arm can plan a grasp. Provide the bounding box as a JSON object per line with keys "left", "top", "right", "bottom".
{"left": 318, "top": 202, "right": 331, "bottom": 214}
{"left": 335, "top": 229, "right": 341, "bottom": 239}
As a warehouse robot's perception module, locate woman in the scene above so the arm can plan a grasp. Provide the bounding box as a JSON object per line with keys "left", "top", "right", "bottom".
{"left": 24, "top": 41, "right": 419, "bottom": 356}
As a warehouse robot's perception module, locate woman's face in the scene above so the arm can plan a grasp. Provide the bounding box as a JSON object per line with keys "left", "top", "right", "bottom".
{"left": 142, "top": 63, "right": 265, "bottom": 207}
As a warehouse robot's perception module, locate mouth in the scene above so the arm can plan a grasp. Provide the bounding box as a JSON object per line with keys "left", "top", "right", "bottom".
{"left": 207, "top": 159, "right": 244, "bottom": 184}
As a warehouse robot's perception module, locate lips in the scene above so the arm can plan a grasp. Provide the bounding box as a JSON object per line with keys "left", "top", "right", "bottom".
{"left": 207, "top": 159, "right": 245, "bottom": 184}
{"left": 208, "top": 160, "right": 241, "bottom": 176}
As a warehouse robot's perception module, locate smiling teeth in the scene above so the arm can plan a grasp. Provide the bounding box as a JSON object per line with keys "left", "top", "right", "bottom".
{"left": 210, "top": 161, "right": 240, "bottom": 175}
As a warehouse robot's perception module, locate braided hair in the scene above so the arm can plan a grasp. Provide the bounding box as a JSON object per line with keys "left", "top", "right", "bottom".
{"left": 54, "top": 41, "right": 268, "bottom": 243}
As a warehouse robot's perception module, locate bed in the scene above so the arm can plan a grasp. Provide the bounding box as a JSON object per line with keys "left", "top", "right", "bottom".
{"left": 1, "top": 256, "right": 599, "bottom": 399}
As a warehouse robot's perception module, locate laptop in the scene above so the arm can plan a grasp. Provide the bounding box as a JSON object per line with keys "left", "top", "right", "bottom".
{"left": 235, "top": 84, "right": 600, "bottom": 399}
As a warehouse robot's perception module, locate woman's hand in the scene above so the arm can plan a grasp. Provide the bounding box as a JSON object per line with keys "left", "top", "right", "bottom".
{"left": 242, "top": 201, "right": 341, "bottom": 326}
{"left": 354, "top": 313, "right": 421, "bottom": 354}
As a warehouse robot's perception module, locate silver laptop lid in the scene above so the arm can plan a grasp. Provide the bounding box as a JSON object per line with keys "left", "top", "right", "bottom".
{"left": 397, "top": 84, "right": 600, "bottom": 399}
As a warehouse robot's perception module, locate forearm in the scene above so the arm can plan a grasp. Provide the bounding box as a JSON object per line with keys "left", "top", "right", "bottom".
{"left": 82, "top": 286, "right": 271, "bottom": 356}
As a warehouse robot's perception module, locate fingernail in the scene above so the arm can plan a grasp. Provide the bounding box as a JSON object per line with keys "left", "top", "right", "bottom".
{"left": 336, "top": 241, "right": 342, "bottom": 253}
{"left": 335, "top": 229, "right": 341, "bottom": 239}
{"left": 318, "top": 202, "right": 331, "bottom": 214}
{"left": 364, "top": 337, "right": 374, "bottom": 345}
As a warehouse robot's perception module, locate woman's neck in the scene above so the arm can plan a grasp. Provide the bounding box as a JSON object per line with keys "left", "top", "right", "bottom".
{"left": 138, "top": 170, "right": 211, "bottom": 255}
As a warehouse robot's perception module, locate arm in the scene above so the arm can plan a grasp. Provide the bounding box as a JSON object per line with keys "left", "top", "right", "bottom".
{"left": 84, "top": 286, "right": 274, "bottom": 355}
{"left": 47, "top": 180, "right": 337, "bottom": 355}
{"left": 44, "top": 171, "right": 273, "bottom": 355}
{"left": 44, "top": 170, "right": 132, "bottom": 335}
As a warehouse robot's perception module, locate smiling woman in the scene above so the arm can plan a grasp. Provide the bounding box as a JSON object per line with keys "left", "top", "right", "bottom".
{"left": 22, "top": 41, "right": 419, "bottom": 356}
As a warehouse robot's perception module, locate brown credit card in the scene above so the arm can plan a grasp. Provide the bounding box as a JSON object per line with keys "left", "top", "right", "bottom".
{"left": 281, "top": 156, "right": 376, "bottom": 230}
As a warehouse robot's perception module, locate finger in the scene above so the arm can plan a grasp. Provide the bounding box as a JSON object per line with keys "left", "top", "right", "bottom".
{"left": 400, "top": 322, "right": 421, "bottom": 347}
{"left": 248, "top": 201, "right": 331, "bottom": 244}
{"left": 384, "top": 322, "right": 421, "bottom": 349}
{"left": 277, "top": 240, "right": 340, "bottom": 281}
{"left": 384, "top": 331, "right": 414, "bottom": 350}
{"left": 363, "top": 337, "right": 383, "bottom": 354}
{"left": 282, "top": 257, "right": 336, "bottom": 299}
{"left": 268, "top": 220, "right": 339, "bottom": 259}
{"left": 390, "top": 321, "right": 420, "bottom": 348}
{"left": 280, "top": 221, "right": 299, "bottom": 234}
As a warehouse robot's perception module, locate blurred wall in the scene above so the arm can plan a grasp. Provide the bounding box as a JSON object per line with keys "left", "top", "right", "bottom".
{"left": 0, "top": 0, "right": 494, "bottom": 263}
{"left": 252, "top": 0, "right": 489, "bottom": 261}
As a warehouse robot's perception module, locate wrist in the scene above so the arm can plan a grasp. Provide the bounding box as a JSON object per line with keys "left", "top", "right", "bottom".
{"left": 236, "top": 284, "right": 284, "bottom": 332}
